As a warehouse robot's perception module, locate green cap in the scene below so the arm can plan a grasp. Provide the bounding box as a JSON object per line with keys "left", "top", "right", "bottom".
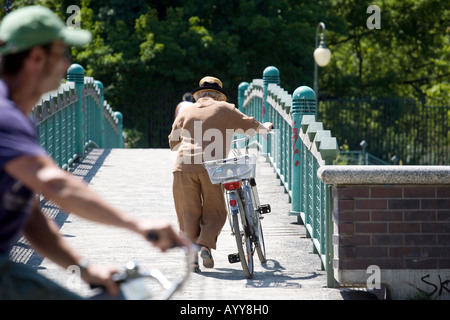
{"left": 0, "top": 5, "right": 91, "bottom": 55}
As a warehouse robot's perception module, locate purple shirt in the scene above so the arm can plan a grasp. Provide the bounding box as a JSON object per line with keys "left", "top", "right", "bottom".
{"left": 0, "top": 80, "right": 46, "bottom": 254}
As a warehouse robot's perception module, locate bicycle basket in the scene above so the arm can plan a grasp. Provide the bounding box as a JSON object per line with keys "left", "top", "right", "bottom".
{"left": 203, "top": 154, "right": 257, "bottom": 184}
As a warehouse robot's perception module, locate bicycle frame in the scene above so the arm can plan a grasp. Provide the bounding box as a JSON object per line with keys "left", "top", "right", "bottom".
{"left": 227, "top": 135, "right": 264, "bottom": 238}
{"left": 226, "top": 181, "right": 257, "bottom": 235}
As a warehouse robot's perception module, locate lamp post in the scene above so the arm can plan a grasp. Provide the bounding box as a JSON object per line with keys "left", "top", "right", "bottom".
{"left": 313, "top": 22, "right": 332, "bottom": 118}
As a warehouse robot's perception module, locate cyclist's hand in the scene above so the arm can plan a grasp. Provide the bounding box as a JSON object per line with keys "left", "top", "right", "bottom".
{"left": 81, "top": 264, "right": 120, "bottom": 296}
{"left": 263, "top": 122, "right": 274, "bottom": 131}
{"left": 258, "top": 122, "right": 273, "bottom": 134}
{"left": 139, "top": 220, "right": 191, "bottom": 252}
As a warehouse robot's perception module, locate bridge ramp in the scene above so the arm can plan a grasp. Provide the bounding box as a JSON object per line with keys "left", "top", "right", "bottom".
{"left": 18, "top": 148, "right": 376, "bottom": 300}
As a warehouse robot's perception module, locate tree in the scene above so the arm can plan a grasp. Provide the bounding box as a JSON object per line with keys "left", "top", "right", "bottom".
{"left": 2, "top": 0, "right": 448, "bottom": 148}
{"left": 321, "top": 0, "right": 450, "bottom": 103}
{"left": 69, "top": 0, "right": 328, "bottom": 147}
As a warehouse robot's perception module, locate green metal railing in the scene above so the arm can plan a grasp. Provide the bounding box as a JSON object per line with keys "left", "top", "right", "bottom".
{"left": 238, "top": 66, "right": 339, "bottom": 287}
{"left": 320, "top": 97, "right": 449, "bottom": 165}
{"left": 33, "top": 64, "right": 123, "bottom": 170}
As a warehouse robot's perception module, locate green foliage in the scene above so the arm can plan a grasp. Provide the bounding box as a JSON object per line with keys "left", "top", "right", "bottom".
{"left": 67, "top": 0, "right": 329, "bottom": 146}
{"left": 1, "top": 0, "right": 448, "bottom": 149}
{"left": 324, "top": 0, "right": 450, "bottom": 102}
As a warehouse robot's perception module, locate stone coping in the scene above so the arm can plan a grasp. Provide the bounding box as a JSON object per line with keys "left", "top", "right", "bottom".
{"left": 318, "top": 165, "right": 450, "bottom": 185}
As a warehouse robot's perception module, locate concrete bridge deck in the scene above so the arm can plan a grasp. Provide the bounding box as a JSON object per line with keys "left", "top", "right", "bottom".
{"left": 12, "top": 148, "right": 378, "bottom": 300}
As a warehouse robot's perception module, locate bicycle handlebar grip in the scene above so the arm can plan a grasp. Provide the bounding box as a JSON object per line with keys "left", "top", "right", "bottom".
{"left": 89, "top": 271, "right": 127, "bottom": 290}
{"left": 147, "top": 230, "right": 159, "bottom": 242}
{"left": 147, "top": 230, "right": 179, "bottom": 248}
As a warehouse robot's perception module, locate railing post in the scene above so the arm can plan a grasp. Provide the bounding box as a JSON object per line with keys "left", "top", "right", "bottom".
{"left": 238, "top": 82, "right": 249, "bottom": 113}
{"left": 262, "top": 67, "right": 279, "bottom": 155}
{"left": 290, "top": 86, "right": 316, "bottom": 218}
{"left": 95, "top": 80, "right": 105, "bottom": 148}
{"left": 114, "top": 111, "right": 123, "bottom": 148}
{"left": 318, "top": 136, "right": 338, "bottom": 288}
{"left": 67, "top": 63, "right": 85, "bottom": 159}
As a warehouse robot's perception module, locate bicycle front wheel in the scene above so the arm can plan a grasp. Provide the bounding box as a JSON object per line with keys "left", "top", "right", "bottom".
{"left": 231, "top": 196, "right": 254, "bottom": 279}
{"left": 246, "top": 182, "right": 266, "bottom": 264}
{"left": 255, "top": 215, "right": 266, "bottom": 263}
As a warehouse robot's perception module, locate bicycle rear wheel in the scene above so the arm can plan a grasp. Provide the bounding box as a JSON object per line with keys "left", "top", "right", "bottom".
{"left": 232, "top": 193, "right": 254, "bottom": 279}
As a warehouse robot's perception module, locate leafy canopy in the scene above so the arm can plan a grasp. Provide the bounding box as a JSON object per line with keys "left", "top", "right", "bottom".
{"left": 3, "top": 0, "right": 448, "bottom": 147}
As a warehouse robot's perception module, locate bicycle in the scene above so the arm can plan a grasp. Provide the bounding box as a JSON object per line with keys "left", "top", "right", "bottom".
{"left": 203, "top": 135, "right": 271, "bottom": 279}
{"left": 90, "top": 232, "right": 197, "bottom": 300}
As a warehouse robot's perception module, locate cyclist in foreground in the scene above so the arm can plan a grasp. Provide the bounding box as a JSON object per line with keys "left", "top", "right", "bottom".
{"left": 168, "top": 76, "right": 272, "bottom": 272}
{"left": 0, "top": 6, "right": 189, "bottom": 300}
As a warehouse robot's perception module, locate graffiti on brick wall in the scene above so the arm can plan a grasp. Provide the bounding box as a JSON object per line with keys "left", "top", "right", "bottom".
{"left": 409, "top": 274, "right": 450, "bottom": 299}
{"left": 366, "top": 266, "right": 450, "bottom": 299}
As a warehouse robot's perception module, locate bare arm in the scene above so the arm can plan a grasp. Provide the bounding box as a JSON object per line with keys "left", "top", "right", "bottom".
{"left": 5, "top": 155, "right": 188, "bottom": 250}
{"left": 23, "top": 198, "right": 120, "bottom": 294}
{"left": 5, "top": 154, "right": 189, "bottom": 294}
{"left": 24, "top": 198, "right": 83, "bottom": 269}
{"left": 257, "top": 122, "right": 273, "bottom": 134}
{"left": 7, "top": 155, "right": 141, "bottom": 229}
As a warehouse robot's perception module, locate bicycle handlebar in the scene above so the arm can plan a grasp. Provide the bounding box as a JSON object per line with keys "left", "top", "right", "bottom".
{"left": 231, "top": 135, "right": 251, "bottom": 146}
{"left": 147, "top": 230, "right": 181, "bottom": 250}
{"left": 89, "top": 239, "right": 198, "bottom": 300}
{"left": 231, "top": 131, "right": 275, "bottom": 147}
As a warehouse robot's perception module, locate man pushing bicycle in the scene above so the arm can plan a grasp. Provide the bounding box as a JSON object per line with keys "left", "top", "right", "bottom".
{"left": 169, "top": 76, "right": 272, "bottom": 272}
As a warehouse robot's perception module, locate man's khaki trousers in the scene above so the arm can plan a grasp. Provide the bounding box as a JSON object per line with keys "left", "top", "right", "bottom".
{"left": 172, "top": 170, "right": 227, "bottom": 250}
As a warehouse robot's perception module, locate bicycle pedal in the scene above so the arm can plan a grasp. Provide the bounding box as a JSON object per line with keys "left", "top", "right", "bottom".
{"left": 228, "top": 253, "right": 241, "bottom": 264}
{"left": 258, "top": 204, "right": 271, "bottom": 214}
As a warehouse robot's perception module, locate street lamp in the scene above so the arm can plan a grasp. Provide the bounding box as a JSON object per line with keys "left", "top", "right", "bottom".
{"left": 313, "top": 22, "right": 332, "bottom": 117}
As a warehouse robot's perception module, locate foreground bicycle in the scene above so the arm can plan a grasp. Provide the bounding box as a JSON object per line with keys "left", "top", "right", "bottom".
{"left": 90, "top": 233, "right": 197, "bottom": 300}
{"left": 203, "top": 135, "right": 271, "bottom": 279}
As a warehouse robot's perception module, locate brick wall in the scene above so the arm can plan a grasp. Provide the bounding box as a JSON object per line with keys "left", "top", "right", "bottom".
{"left": 318, "top": 165, "right": 450, "bottom": 299}
{"left": 333, "top": 185, "right": 450, "bottom": 271}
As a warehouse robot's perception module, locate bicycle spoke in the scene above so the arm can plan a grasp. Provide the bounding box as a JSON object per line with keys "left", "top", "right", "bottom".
{"left": 232, "top": 214, "right": 253, "bottom": 278}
